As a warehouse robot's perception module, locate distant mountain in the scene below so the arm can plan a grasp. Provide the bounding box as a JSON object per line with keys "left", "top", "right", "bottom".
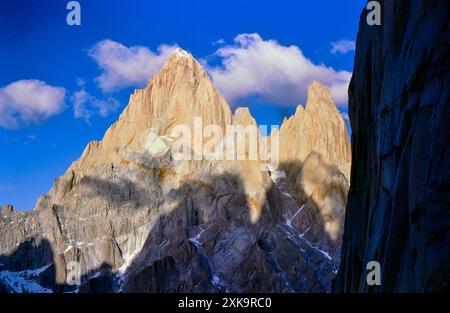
{"left": 0, "top": 48, "right": 350, "bottom": 293}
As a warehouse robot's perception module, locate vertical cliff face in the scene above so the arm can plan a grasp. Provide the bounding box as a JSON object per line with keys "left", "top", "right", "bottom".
{"left": 336, "top": 0, "right": 450, "bottom": 292}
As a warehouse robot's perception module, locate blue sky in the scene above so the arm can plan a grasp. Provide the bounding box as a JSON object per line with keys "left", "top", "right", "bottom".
{"left": 0, "top": 0, "right": 363, "bottom": 211}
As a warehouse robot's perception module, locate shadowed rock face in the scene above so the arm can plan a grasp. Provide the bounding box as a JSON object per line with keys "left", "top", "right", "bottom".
{"left": 336, "top": 0, "right": 450, "bottom": 292}
{"left": 0, "top": 49, "right": 350, "bottom": 293}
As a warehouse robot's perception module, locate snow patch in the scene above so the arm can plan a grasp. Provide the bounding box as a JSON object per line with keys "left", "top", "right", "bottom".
{"left": 286, "top": 205, "right": 304, "bottom": 229}
{"left": 188, "top": 226, "right": 225, "bottom": 290}
{"left": 188, "top": 226, "right": 210, "bottom": 245}
{"left": 116, "top": 245, "right": 146, "bottom": 291}
{"left": 90, "top": 271, "right": 102, "bottom": 279}
{"left": 64, "top": 245, "right": 73, "bottom": 253}
{"left": 174, "top": 48, "right": 190, "bottom": 58}
{"left": 0, "top": 264, "right": 53, "bottom": 293}
{"left": 144, "top": 128, "right": 170, "bottom": 157}
{"left": 299, "top": 237, "right": 332, "bottom": 260}
{"left": 281, "top": 191, "right": 293, "bottom": 198}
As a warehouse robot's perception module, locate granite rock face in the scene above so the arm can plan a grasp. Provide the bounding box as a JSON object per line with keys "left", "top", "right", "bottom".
{"left": 335, "top": 0, "right": 449, "bottom": 292}
{"left": 0, "top": 49, "right": 351, "bottom": 293}
{"left": 279, "top": 81, "right": 351, "bottom": 179}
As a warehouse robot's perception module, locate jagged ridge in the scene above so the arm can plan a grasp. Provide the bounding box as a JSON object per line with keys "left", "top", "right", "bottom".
{"left": 0, "top": 48, "right": 351, "bottom": 293}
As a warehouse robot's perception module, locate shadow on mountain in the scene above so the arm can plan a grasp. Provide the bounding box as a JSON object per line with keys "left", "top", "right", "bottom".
{"left": 118, "top": 155, "right": 347, "bottom": 292}
{"left": 122, "top": 171, "right": 254, "bottom": 292}
{"left": 277, "top": 152, "right": 349, "bottom": 244}
{"left": 0, "top": 153, "right": 349, "bottom": 293}
{"left": 76, "top": 262, "right": 114, "bottom": 293}
{"left": 264, "top": 154, "right": 349, "bottom": 292}
{"left": 78, "top": 175, "right": 151, "bottom": 207}
{"left": 0, "top": 236, "right": 117, "bottom": 293}
{"left": 0, "top": 238, "right": 55, "bottom": 292}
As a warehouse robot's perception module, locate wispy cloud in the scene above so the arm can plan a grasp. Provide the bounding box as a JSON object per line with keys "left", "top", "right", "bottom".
{"left": 72, "top": 88, "right": 120, "bottom": 123}
{"left": 23, "top": 134, "right": 37, "bottom": 145}
{"left": 207, "top": 33, "right": 351, "bottom": 108}
{"left": 213, "top": 38, "right": 225, "bottom": 46}
{"left": 330, "top": 40, "right": 355, "bottom": 54}
{"left": 88, "top": 39, "right": 178, "bottom": 92}
{"left": 0, "top": 80, "right": 66, "bottom": 129}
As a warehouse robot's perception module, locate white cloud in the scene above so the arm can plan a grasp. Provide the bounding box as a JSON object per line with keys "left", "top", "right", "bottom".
{"left": 330, "top": 40, "right": 356, "bottom": 54}
{"left": 213, "top": 39, "right": 225, "bottom": 46}
{"left": 72, "top": 89, "right": 120, "bottom": 123}
{"left": 87, "top": 36, "right": 351, "bottom": 108}
{"left": 0, "top": 80, "right": 66, "bottom": 129}
{"left": 92, "top": 97, "right": 120, "bottom": 118}
{"left": 89, "top": 39, "right": 178, "bottom": 92}
{"left": 206, "top": 33, "right": 351, "bottom": 108}
{"left": 72, "top": 89, "right": 91, "bottom": 120}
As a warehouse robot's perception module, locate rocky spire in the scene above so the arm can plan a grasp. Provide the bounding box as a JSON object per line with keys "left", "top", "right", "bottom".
{"left": 277, "top": 81, "right": 351, "bottom": 178}
{"left": 305, "top": 80, "right": 339, "bottom": 114}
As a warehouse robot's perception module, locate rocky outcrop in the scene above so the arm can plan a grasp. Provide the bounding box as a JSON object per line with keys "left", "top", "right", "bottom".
{"left": 336, "top": 0, "right": 450, "bottom": 292}
{"left": 0, "top": 49, "right": 351, "bottom": 293}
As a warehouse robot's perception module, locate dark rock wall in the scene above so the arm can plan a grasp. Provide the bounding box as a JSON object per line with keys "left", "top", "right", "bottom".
{"left": 336, "top": 0, "right": 449, "bottom": 292}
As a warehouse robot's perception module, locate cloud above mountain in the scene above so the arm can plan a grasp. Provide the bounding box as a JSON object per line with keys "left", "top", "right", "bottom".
{"left": 89, "top": 40, "right": 178, "bottom": 92}
{"left": 88, "top": 34, "right": 351, "bottom": 108}
{"left": 0, "top": 80, "right": 66, "bottom": 129}
{"left": 206, "top": 33, "right": 351, "bottom": 108}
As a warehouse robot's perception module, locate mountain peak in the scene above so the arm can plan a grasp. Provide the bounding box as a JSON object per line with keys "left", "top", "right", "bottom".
{"left": 163, "top": 47, "right": 196, "bottom": 67}
{"left": 278, "top": 80, "right": 351, "bottom": 177}
{"left": 310, "top": 80, "right": 325, "bottom": 89}
{"left": 69, "top": 44, "right": 233, "bottom": 170}
{"left": 294, "top": 104, "right": 305, "bottom": 116}
{"left": 308, "top": 80, "right": 332, "bottom": 99}
{"left": 168, "top": 47, "right": 192, "bottom": 61}
{"left": 233, "top": 107, "right": 257, "bottom": 127}
{"left": 173, "top": 47, "right": 190, "bottom": 58}
{"left": 305, "top": 81, "right": 337, "bottom": 113}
